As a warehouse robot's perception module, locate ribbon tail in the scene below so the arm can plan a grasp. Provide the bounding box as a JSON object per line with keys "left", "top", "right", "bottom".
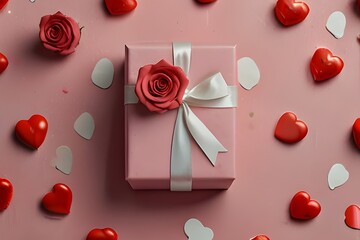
{"left": 182, "top": 103, "right": 227, "bottom": 166}
{"left": 170, "top": 105, "right": 192, "bottom": 191}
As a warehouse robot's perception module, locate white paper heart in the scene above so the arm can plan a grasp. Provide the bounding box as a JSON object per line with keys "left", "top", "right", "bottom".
{"left": 29, "top": 0, "right": 36, "bottom": 2}
{"left": 91, "top": 58, "right": 114, "bottom": 89}
{"left": 326, "top": 11, "right": 346, "bottom": 39}
{"left": 237, "top": 57, "right": 260, "bottom": 90}
{"left": 54, "top": 146, "right": 73, "bottom": 175}
{"left": 74, "top": 112, "right": 95, "bottom": 140}
{"left": 184, "top": 218, "right": 214, "bottom": 240}
{"left": 328, "top": 163, "right": 349, "bottom": 190}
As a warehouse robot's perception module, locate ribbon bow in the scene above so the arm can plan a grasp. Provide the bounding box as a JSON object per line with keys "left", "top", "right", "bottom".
{"left": 125, "top": 42, "right": 237, "bottom": 191}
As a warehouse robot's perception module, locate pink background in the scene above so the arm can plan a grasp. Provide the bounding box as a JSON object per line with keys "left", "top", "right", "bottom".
{"left": 0, "top": 0, "right": 359, "bottom": 239}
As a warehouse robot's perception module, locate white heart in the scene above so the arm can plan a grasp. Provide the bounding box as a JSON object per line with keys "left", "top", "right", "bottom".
{"left": 29, "top": 0, "right": 36, "bottom": 2}
{"left": 326, "top": 11, "right": 346, "bottom": 39}
{"left": 91, "top": 58, "right": 114, "bottom": 89}
{"left": 237, "top": 57, "right": 260, "bottom": 90}
{"left": 74, "top": 112, "right": 95, "bottom": 140}
{"left": 54, "top": 146, "right": 73, "bottom": 175}
{"left": 328, "top": 163, "right": 349, "bottom": 190}
{"left": 184, "top": 218, "right": 214, "bottom": 240}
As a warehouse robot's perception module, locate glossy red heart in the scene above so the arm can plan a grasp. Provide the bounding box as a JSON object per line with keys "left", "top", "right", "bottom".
{"left": 105, "top": 0, "right": 137, "bottom": 15}
{"left": 0, "top": 0, "right": 8, "bottom": 11}
{"left": 42, "top": 183, "right": 72, "bottom": 215}
{"left": 275, "top": 0, "right": 309, "bottom": 26}
{"left": 15, "top": 114, "right": 48, "bottom": 149}
{"left": 0, "top": 178, "right": 13, "bottom": 211}
{"left": 274, "top": 112, "right": 308, "bottom": 143}
{"left": 310, "top": 48, "right": 344, "bottom": 81}
{"left": 345, "top": 205, "right": 360, "bottom": 229}
{"left": 87, "top": 228, "right": 118, "bottom": 240}
{"left": 0, "top": 52, "right": 8, "bottom": 74}
{"left": 196, "top": 0, "right": 217, "bottom": 3}
{"left": 352, "top": 118, "right": 360, "bottom": 149}
{"left": 251, "top": 235, "right": 270, "bottom": 240}
{"left": 289, "top": 191, "right": 321, "bottom": 220}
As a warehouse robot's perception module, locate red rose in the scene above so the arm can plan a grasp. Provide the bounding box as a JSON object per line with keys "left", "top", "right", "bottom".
{"left": 39, "top": 11, "right": 81, "bottom": 55}
{"left": 135, "top": 59, "right": 189, "bottom": 113}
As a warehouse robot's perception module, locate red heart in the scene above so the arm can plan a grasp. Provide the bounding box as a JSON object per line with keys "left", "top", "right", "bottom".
{"left": 0, "top": 0, "right": 8, "bottom": 11}
{"left": 274, "top": 112, "right": 308, "bottom": 143}
{"left": 345, "top": 205, "right": 360, "bottom": 229}
{"left": 289, "top": 191, "right": 321, "bottom": 220}
{"left": 0, "top": 178, "right": 13, "bottom": 211}
{"left": 15, "top": 114, "right": 48, "bottom": 149}
{"left": 352, "top": 119, "right": 360, "bottom": 149}
{"left": 358, "top": 0, "right": 360, "bottom": 13}
{"left": 275, "top": 0, "right": 309, "bottom": 26}
{"left": 0, "top": 52, "right": 8, "bottom": 74}
{"left": 196, "top": 0, "right": 217, "bottom": 3}
{"left": 87, "top": 228, "right": 118, "bottom": 240}
{"left": 105, "top": 0, "right": 137, "bottom": 15}
{"left": 42, "top": 183, "right": 72, "bottom": 215}
{"left": 251, "top": 235, "right": 270, "bottom": 240}
{"left": 310, "top": 48, "right": 344, "bottom": 81}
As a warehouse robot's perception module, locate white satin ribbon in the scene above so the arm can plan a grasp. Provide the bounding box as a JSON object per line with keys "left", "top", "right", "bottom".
{"left": 124, "top": 85, "right": 138, "bottom": 104}
{"left": 124, "top": 43, "right": 237, "bottom": 191}
{"left": 173, "top": 42, "right": 192, "bottom": 75}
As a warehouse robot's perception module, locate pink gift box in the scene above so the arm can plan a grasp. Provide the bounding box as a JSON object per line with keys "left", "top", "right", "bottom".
{"left": 125, "top": 43, "right": 237, "bottom": 190}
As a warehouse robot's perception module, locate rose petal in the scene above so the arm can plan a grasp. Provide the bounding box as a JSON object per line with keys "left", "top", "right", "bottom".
{"left": 144, "top": 100, "right": 165, "bottom": 113}
{"left": 154, "top": 99, "right": 180, "bottom": 109}
{"left": 42, "top": 42, "right": 61, "bottom": 52}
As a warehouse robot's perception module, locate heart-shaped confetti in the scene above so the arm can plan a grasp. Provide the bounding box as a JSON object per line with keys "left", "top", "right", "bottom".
{"left": 92, "top": 58, "right": 114, "bottom": 89}
{"left": 87, "top": 228, "right": 118, "bottom": 240}
{"left": 105, "top": 0, "right": 137, "bottom": 15}
{"left": 42, "top": 183, "right": 72, "bottom": 215}
{"left": 345, "top": 205, "right": 360, "bottom": 229}
{"left": 0, "top": 0, "right": 8, "bottom": 11}
{"left": 289, "top": 191, "right": 321, "bottom": 220}
{"left": 275, "top": 0, "right": 310, "bottom": 26}
{"left": 15, "top": 114, "right": 48, "bottom": 149}
{"left": 352, "top": 118, "right": 360, "bottom": 149}
{"left": 0, "top": 178, "right": 13, "bottom": 211}
{"left": 237, "top": 57, "right": 260, "bottom": 90}
{"left": 0, "top": 52, "right": 8, "bottom": 73}
{"left": 326, "top": 11, "right": 346, "bottom": 39}
{"left": 184, "top": 218, "right": 214, "bottom": 240}
{"left": 54, "top": 146, "right": 73, "bottom": 175}
{"left": 74, "top": 112, "right": 95, "bottom": 140}
{"left": 328, "top": 163, "right": 349, "bottom": 190}
{"left": 310, "top": 48, "right": 343, "bottom": 81}
{"left": 274, "top": 112, "right": 308, "bottom": 143}
{"left": 251, "top": 235, "right": 270, "bottom": 240}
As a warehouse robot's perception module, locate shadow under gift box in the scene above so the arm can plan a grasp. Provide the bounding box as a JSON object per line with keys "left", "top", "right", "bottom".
{"left": 125, "top": 43, "right": 237, "bottom": 190}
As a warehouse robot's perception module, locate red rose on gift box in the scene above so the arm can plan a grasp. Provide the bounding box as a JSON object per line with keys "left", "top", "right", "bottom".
{"left": 135, "top": 59, "right": 189, "bottom": 113}
{"left": 39, "top": 11, "right": 81, "bottom": 55}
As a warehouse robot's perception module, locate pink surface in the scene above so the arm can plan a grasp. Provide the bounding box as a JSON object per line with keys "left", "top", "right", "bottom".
{"left": 125, "top": 44, "right": 236, "bottom": 189}
{"left": 0, "top": 0, "right": 360, "bottom": 239}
